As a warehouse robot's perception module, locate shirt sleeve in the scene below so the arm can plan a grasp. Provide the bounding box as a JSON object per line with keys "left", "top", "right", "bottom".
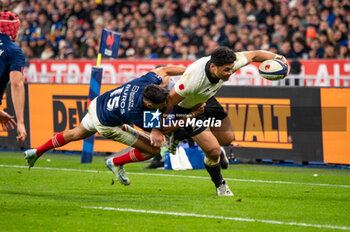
{"left": 232, "top": 52, "right": 248, "bottom": 73}
{"left": 9, "top": 47, "right": 25, "bottom": 73}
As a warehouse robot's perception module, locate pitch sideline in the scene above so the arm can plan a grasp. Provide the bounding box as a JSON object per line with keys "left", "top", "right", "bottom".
{"left": 0, "top": 164, "right": 349, "bottom": 188}
{"left": 82, "top": 206, "right": 350, "bottom": 231}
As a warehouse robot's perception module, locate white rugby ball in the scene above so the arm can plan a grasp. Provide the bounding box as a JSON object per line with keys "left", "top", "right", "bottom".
{"left": 259, "top": 59, "right": 288, "bottom": 81}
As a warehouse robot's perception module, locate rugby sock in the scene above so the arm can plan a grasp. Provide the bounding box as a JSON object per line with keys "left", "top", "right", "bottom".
{"left": 112, "top": 148, "right": 146, "bottom": 166}
{"left": 36, "top": 132, "right": 67, "bottom": 157}
{"left": 204, "top": 157, "right": 223, "bottom": 188}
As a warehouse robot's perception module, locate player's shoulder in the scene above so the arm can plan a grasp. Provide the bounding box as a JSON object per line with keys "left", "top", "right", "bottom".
{"left": 188, "top": 56, "right": 211, "bottom": 69}
{"left": 141, "top": 71, "right": 161, "bottom": 80}
{"left": 134, "top": 71, "right": 162, "bottom": 85}
{"left": 0, "top": 39, "right": 24, "bottom": 58}
{"left": 185, "top": 56, "right": 210, "bottom": 76}
{"left": 0, "top": 36, "right": 20, "bottom": 49}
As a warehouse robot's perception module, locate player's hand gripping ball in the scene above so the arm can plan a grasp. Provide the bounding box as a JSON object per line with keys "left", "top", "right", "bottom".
{"left": 259, "top": 59, "right": 288, "bottom": 81}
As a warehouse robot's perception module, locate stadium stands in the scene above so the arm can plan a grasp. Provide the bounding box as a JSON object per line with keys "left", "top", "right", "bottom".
{"left": 1, "top": 0, "right": 349, "bottom": 60}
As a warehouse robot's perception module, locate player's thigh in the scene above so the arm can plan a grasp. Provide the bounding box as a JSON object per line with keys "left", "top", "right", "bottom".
{"left": 192, "top": 128, "right": 221, "bottom": 159}
{"left": 210, "top": 116, "right": 234, "bottom": 145}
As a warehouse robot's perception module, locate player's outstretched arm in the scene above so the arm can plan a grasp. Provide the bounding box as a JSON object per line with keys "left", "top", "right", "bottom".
{"left": 10, "top": 70, "right": 27, "bottom": 142}
{"left": 242, "top": 50, "right": 290, "bottom": 75}
{"left": 242, "top": 50, "right": 288, "bottom": 64}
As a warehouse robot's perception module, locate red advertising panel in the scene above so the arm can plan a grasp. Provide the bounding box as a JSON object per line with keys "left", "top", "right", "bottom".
{"left": 24, "top": 59, "right": 350, "bottom": 86}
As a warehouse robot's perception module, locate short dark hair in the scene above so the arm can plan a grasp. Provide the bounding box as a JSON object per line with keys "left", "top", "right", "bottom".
{"left": 142, "top": 84, "right": 168, "bottom": 104}
{"left": 155, "top": 64, "right": 166, "bottom": 68}
{"left": 210, "top": 46, "right": 236, "bottom": 66}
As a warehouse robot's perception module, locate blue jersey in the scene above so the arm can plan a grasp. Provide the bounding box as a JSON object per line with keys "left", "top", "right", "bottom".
{"left": 0, "top": 34, "right": 25, "bottom": 105}
{"left": 96, "top": 71, "right": 162, "bottom": 131}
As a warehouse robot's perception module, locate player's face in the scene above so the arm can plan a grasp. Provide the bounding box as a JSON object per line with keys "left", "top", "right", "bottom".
{"left": 214, "top": 63, "right": 234, "bottom": 81}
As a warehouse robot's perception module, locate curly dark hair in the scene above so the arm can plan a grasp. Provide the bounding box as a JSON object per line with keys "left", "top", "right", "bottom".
{"left": 142, "top": 84, "right": 168, "bottom": 104}
{"left": 210, "top": 46, "right": 236, "bottom": 66}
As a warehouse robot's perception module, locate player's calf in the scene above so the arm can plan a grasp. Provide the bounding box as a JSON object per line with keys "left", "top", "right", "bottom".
{"left": 219, "top": 146, "right": 229, "bottom": 169}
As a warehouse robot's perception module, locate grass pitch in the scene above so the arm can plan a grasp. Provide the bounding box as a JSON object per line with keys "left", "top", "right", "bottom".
{"left": 0, "top": 152, "right": 349, "bottom": 232}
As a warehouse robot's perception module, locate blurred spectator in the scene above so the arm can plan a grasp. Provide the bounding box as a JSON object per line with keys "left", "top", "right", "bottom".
{"left": 338, "top": 44, "right": 349, "bottom": 58}
{"left": 324, "top": 44, "right": 336, "bottom": 58}
{"left": 65, "top": 48, "right": 75, "bottom": 60}
{"left": 280, "top": 40, "right": 296, "bottom": 59}
{"left": 57, "top": 40, "right": 68, "bottom": 59}
{"left": 309, "top": 38, "right": 325, "bottom": 58}
{"left": 41, "top": 43, "right": 55, "bottom": 60}
{"left": 37, "top": 12, "right": 51, "bottom": 36}
{"left": 35, "top": 36, "right": 47, "bottom": 58}
{"left": 268, "top": 43, "right": 279, "bottom": 54}
{"left": 293, "top": 38, "right": 309, "bottom": 59}
{"left": 2, "top": 0, "right": 348, "bottom": 61}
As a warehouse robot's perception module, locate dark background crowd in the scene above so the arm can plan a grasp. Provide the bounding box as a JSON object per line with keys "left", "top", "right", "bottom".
{"left": 2, "top": 0, "right": 350, "bottom": 61}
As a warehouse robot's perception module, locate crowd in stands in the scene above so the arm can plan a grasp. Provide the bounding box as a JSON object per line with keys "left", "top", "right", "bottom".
{"left": 2, "top": 0, "right": 350, "bottom": 61}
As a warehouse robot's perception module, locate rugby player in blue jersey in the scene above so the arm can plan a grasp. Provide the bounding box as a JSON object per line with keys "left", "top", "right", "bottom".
{"left": 24, "top": 66, "right": 203, "bottom": 185}
{"left": 0, "top": 11, "right": 27, "bottom": 142}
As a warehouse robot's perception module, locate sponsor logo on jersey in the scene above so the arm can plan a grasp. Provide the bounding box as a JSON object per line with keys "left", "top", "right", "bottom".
{"left": 119, "top": 84, "right": 130, "bottom": 114}
{"left": 179, "top": 84, "right": 185, "bottom": 90}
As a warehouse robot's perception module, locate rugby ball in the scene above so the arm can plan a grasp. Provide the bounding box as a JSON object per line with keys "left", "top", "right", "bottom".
{"left": 259, "top": 59, "right": 288, "bottom": 81}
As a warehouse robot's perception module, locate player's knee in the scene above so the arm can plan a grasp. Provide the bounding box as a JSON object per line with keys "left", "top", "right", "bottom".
{"left": 62, "top": 130, "right": 74, "bottom": 142}
{"left": 142, "top": 152, "right": 159, "bottom": 160}
{"left": 203, "top": 146, "right": 221, "bottom": 160}
{"left": 65, "top": 128, "right": 83, "bottom": 142}
{"left": 221, "top": 132, "right": 234, "bottom": 146}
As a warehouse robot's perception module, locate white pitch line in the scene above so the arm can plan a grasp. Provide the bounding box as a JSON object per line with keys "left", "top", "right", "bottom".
{"left": 82, "top": 206, "right": 350, "bottom": 231}
{"left": 1, "top": 164, "right": 349, "bottom": 188}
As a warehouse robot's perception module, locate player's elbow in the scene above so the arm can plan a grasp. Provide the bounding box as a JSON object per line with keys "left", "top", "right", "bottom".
{"left": 10, "top": 71, "right": 24, "bottom": 88}
{"left": 11, "top": 80, "right": 24, "bottom": 89}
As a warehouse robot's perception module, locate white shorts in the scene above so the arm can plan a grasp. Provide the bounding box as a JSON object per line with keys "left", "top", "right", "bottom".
{"left": 81, "top": 98, "right": 139, "bottom": 146}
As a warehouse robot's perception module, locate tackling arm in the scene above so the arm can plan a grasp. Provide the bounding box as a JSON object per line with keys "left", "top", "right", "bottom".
{"left": 152, "top": 66, "right": 186, "bottom": 88}
{"left": 164, "top": 87, "right": 184, "bottom": 115}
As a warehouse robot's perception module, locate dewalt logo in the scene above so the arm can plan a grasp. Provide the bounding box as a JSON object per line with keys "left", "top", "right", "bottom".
{"left": 52, "top": 95, "right": 88, "bottom": 132}
{"left": 218, "top": 98, "right": 292, "bottom": 149}
{"left": 29, "top": 84, "right": 128, "bottom": 152}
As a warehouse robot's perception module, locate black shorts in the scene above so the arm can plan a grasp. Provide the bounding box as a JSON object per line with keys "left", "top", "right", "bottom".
{"left": 172, "top": 97, "right": 227, "bottom": 137}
